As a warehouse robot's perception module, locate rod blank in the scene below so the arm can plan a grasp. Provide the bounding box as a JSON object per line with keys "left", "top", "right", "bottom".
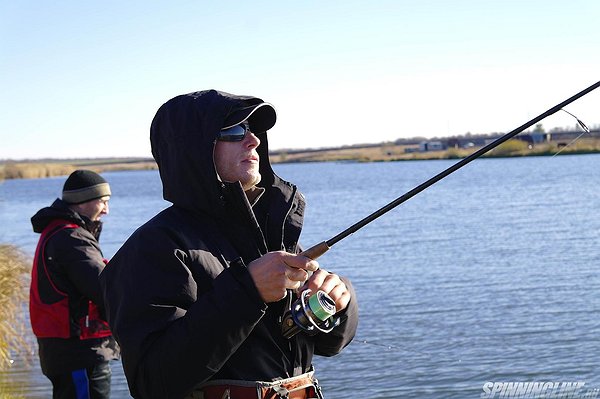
{"left": 301, "top": 80, "right": 600, "bottom": 260}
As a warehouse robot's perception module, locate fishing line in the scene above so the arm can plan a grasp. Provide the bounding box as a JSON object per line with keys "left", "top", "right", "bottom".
{"left": 351, "top": 106, "right": 594, "bottom": 363}
{"left": 284, "top": 80, "right": 599, "bottom": 341}
{"left": 301, "top": 80, "right": 600, "bottom": 260}
{"left": 354, "top": 337, "right": 463, "bottom": 363}
{"left": 551, "top": 109, "right": 592, "bottom": 157}
{"left": 357, "top": 109, "right": 592, "bottom": 356}
{"left": 284, "top": 80, "right": 600, "bottom": 341}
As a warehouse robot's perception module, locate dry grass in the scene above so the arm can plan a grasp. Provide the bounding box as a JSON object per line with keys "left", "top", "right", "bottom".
{"left": 0, "top": 160, "right": 158, "bottom": 181}
{"left": 270, "top": 137, "right": 600, "bottom": 163}
{"left": 488, "top": 139, "right": 531, "bottom": 156}
{"left": 0, "top": 245, "right": 30, "bottom": 372}
{"left": 1, "top": 137, "right": 599, "bottom": 181}
{"left": 270, "top": 144, "right": 428, "bottom": 163}
{"left": 527, "top": 137, "right": 600, "bottom": 156}
{"left": 86, "top": 161, "right": 158, "bottom": 172}
{"left": 0, "top": 163, "right": 76, "bottom": 180}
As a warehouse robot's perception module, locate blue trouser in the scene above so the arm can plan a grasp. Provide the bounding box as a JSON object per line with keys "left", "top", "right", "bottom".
{"left": 47, "top": 361, "right": 112, "bottom": 399}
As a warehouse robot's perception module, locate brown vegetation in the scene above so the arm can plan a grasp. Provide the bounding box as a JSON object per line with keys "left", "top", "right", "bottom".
{"left": 0, "top": 163, "right": 76, "bottom": 180}
{"left": 1, "top": 136, "right": 599, "bottom": 180}
{"left": 0, "top": 159, "right": 157, "bottom": 181}
{"left": 0, "top": 245, "right": 30, "bottom": 371}
{"left": 270, "top": 137, "right": 600, "bottom": 163}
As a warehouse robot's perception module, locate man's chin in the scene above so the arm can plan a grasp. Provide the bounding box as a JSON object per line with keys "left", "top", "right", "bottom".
{"left": 242, "top": 174, "right": 261, "bottom": 191}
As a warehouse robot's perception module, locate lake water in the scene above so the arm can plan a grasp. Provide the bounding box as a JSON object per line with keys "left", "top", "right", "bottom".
{"left": 1, "top": 154, "right": 599, "bottom": 398}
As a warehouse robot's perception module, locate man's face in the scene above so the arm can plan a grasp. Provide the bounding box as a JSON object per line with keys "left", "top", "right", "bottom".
{"left": 214, "top": 126, "right": 262, "bottom": 191}
{"left": 73, "top": 196, "right": 110, "bottom": 221}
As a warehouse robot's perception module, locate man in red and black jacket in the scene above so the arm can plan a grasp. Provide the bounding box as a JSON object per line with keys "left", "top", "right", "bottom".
{"left": 30, "top": 170, "right": 120, "bottom": 399}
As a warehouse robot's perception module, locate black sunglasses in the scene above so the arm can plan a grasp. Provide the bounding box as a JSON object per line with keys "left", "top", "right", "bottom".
{"left": 217, "top": 123, "right": 250, "bottom": 142}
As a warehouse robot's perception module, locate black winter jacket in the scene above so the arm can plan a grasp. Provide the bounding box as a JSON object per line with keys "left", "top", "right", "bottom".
{"left": 100, "top": 90, "right": 358, "bottom": 399}
{"left": 30, "top": 199, "right": 119, "bottom": 375}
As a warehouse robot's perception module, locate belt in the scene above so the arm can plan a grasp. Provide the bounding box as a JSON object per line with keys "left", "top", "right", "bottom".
{"left": 187, "top": 371, "right": 322, "bottom": 399}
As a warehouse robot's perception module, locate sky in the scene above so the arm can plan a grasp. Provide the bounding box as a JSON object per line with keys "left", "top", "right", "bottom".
{"left": 1, "top": 1, "right": 599, "bottom": 160}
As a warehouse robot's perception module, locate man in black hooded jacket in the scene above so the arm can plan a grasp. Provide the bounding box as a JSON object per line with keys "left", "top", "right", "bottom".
{"left": 100, "top": 90, "right": 358, "bottom": 399}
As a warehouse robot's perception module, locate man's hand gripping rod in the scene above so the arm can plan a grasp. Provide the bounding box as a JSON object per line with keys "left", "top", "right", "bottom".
{"left": 282, "top": 80, "right": 600, "bottom": 339}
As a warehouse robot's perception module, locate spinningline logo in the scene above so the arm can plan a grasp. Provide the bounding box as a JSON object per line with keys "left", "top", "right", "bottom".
{"left": 481, "top": 382, "right": 600, "bottom": 398}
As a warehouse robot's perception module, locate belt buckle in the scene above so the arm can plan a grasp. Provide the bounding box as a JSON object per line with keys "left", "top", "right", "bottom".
{"left": 272, "top": 385, "right": 289, "bottom": 398}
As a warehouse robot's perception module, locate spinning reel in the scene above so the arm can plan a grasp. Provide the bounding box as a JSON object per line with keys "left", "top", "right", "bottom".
{"left": 281, "top": 289, "right": 340, "bottom": 339}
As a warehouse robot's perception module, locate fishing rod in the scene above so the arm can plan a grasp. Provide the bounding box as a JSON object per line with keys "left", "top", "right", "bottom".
{"left": 301, "top": 79, "right": 600, "bottom": 260}
{"left": 281, "top": 79, "right": 600, "bottom": 338}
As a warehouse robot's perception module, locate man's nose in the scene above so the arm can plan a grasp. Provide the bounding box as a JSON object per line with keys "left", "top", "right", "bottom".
{"left": 245, "top": 132, "right": 260, "bottom": 148}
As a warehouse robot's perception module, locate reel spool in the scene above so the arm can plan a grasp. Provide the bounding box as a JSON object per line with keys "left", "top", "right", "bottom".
{"left": 281, "top": 289, "right": 340, "bottom": 339}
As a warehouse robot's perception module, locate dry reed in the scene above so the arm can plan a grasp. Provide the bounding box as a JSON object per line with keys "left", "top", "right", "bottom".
{"left": 0, "top": 245, "right": 30, "bottom": 371}
{"left": 0, "top": 163, "right": 75, "bottom": 180}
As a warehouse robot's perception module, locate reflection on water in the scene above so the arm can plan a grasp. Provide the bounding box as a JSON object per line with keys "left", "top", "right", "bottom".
{"left": 1, "top": 154, "right": 599, "bottom": 398}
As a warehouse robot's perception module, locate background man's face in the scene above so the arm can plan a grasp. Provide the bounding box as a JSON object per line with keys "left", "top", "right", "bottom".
{"left": 214, "top": 130, "right": 262, "bottom": 191}
{"left": 72, "top": 196, "right": 110, "bottom": 221}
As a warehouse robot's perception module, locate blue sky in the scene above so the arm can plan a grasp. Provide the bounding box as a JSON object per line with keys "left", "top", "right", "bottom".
{"left": 1, "top": 1, "right": 598, "bottom": 159}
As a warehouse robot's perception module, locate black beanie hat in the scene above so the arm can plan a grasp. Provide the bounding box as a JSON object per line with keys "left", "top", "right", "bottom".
{"left": 62, "top": 170, "right": 111, "bottom": 204}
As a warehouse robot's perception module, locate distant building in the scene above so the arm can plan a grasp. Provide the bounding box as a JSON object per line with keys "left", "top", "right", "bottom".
{"left": 419, "top": 141, "right": 446, "bottom": 152}
{"left": 530, "top": 132, "right": 546, "bottom": 144}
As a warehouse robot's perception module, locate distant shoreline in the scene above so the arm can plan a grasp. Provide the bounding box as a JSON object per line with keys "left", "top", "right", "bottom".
{"left": 2, "top": 137, "right": 599, "bottom": 180}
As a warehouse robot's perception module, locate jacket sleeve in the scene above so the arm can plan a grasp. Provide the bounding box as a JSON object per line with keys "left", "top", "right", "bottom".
{"left": 48, "top": 227, "right": 107, "bottom": 308}
{"left": 313, "top": 276, "right": 358, "bottom": 356}
{"left": 100, "top": 225, "right": 267, "bottom": 399}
